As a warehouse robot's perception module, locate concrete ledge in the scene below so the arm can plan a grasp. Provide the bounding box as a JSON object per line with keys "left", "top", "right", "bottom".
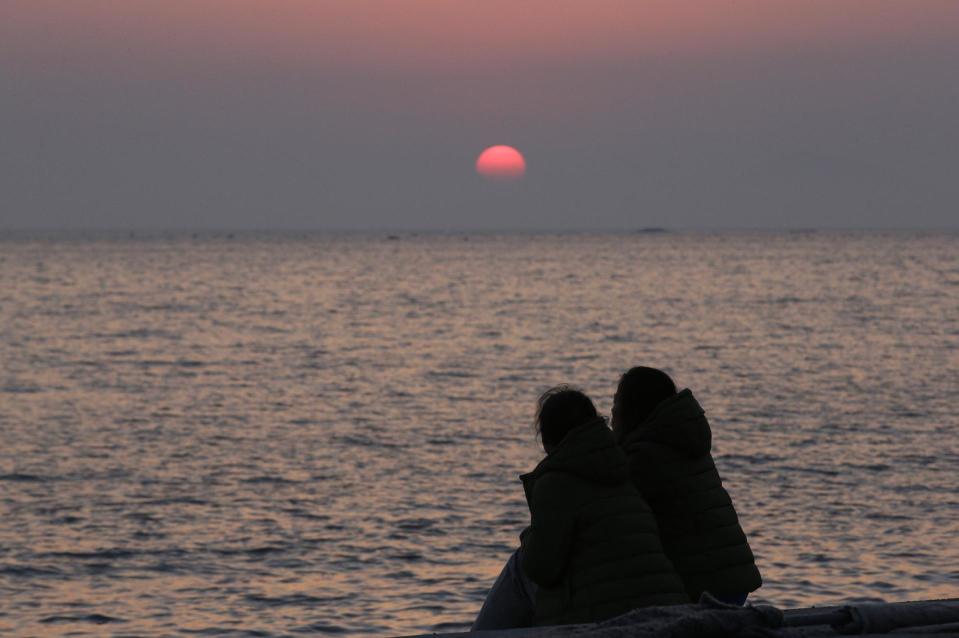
{"left": 398, "top": 598, "right": 959, "bottom": 638}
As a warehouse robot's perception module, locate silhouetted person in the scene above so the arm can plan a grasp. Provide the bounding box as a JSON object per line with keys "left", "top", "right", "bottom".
{"left": 612, "top": 367, "right": 762, "bottom": 605}
{"left": 472, "top": 386, "right": 688, "bottom": 630}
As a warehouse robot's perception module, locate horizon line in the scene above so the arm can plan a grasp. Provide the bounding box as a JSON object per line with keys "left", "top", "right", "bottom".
{"left": 2, "top": 225, "right": 959, "bottom": 236}
{"left": 0, "top": 224, "right": 959, "bottom": 234}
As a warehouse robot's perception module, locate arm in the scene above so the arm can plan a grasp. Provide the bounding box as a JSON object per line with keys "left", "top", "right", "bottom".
{"left": 520, "top": 473, "right": 574, "bottom": 587}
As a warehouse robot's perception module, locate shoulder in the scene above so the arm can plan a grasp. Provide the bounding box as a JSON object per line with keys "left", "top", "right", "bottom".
{"left": 628, "top": 445, "right": 717, "bottom": 492}
{"left": 532, "top": 470, "right": 579, "bottom": 493}
{"left": 530, "top": 471, "right": 586, "bottom": 507}
{"left": 626, "top": 440, "right": 682, "bottom": 463}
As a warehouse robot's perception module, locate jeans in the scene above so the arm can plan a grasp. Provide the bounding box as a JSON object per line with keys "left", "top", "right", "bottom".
{"left": 471, "top": 549, "right": 538, "bottom": 631}
{"left": 712, "top": 592, "right": 749, "bottom": 606}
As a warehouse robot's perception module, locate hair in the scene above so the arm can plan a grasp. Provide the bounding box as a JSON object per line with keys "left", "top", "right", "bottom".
{"left": 535, "top": 385, "right": 599, "bottom": 449}
{"left": 614, "top": 367, "right": 678, "bottom": 429}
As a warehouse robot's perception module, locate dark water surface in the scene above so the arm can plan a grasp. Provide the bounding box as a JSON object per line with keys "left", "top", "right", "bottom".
{"left": 1, "top": 232, "right": 957, "bottom": 636}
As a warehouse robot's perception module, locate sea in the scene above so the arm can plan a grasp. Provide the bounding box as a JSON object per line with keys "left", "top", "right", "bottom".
{"left": 1, "top": 231, "right": 957, "bottom": 637}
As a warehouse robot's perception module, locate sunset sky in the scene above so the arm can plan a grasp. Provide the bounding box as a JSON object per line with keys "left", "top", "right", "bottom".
{"left": 2, "top": 1, "right": 958, "bottom": 229}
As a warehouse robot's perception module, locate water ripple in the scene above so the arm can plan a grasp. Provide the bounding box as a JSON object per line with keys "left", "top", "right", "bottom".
{"left": 0, "top": 232, "right": 956, "bottom": 636}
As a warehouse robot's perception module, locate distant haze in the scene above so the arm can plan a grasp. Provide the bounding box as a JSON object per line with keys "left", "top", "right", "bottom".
{"left": 2, "top": 1, "right": 958, "bottom": 230}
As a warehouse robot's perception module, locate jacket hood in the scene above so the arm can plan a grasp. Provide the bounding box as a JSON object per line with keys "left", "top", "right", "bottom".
{"left": 622, "top": 389, "right": 712, "bottom": 458}
{"left": 522, "top": 417, "right": 630, "bottom": 487}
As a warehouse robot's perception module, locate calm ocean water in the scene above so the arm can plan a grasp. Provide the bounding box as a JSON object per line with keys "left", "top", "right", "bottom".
{"left": 1, "top": 231, "right": 957, "bottom": 636}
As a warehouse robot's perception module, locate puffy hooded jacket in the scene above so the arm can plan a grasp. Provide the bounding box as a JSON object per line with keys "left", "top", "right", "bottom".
{"left": 619, "top": 389, "right": 762, "bottom": 601}
{"left": 520, "top": 417, "right": 689, "bottom": 626}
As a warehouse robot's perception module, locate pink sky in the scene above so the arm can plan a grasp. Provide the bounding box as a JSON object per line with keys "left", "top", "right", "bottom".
{"left": 2, "top": 1, "right": 957, "bottom": 230}
{"left": 4, "top": 1, "right": 958, "bottom": 73}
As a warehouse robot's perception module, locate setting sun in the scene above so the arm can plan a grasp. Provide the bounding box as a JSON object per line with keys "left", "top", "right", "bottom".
{"left": 475, "top": 145, "right": 526, "bottom": 181}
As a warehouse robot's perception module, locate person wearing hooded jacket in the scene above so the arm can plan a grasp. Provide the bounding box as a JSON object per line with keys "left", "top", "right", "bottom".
{"left": 611, "top": 367, "right": 763, "bottom": 605}
{"left": 472, "top": 386, "right": 689, "bottom": 630}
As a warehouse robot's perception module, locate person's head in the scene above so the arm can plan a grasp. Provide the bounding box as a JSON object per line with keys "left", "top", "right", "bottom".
{"left": 611, "top": 367, "right": 677, "bottom": 438}
{"left": 535, "top": 385, "right": 598, "bottom": 453}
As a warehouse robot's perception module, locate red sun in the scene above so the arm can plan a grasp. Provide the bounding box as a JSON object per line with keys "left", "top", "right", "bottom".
{"left": 475, "top": 145, "right": 526, "bottom": 180}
